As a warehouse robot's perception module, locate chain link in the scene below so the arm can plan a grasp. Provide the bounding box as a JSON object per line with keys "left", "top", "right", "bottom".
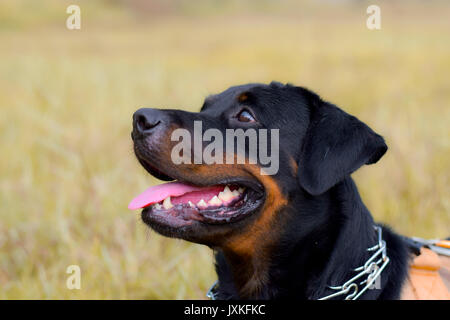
{"left": 206, "top": 225, "right": 389, "bottom": 300}
{"left": 206, "top": 280, "right": 219, "bottom": 300}
{"left": 318, "top": 225, "right": 389, "bottom": 300}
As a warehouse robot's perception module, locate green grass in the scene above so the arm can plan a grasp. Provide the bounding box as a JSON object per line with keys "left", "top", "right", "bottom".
{"left": 0, "top": 0, "right": 449, "bottom": 299}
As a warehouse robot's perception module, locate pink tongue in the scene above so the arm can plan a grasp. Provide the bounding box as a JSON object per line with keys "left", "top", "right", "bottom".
{"left": 128, "top": 182, "right": 223, "bottom": 210}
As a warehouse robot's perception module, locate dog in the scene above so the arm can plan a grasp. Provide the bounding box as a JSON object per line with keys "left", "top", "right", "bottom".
{"left": 129, "top": 82, "right": 449, "bottom": 300}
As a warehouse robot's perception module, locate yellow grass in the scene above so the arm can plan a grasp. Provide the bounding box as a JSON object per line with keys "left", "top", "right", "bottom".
{"left": 0, "top": 0, "right": 449, "bottom": 299}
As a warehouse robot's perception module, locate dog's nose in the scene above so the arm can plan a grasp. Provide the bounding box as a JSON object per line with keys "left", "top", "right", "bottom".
{"left": 132, "top": 108, "right": 163, "bottom": 137}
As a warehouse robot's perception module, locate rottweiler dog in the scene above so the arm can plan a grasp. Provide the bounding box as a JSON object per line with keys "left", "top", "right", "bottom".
{"left": 129, "top": 82, "right": 411, "bottom": 299}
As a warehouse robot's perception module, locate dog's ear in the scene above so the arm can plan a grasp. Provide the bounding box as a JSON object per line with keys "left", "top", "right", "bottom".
{"left": 298, "top": 101, "right": 387, "bottom": 196}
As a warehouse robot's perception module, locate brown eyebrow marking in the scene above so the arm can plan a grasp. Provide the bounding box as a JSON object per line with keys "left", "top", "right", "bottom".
{"left": 238, "top": 92, "right": 249, "bottom": 103}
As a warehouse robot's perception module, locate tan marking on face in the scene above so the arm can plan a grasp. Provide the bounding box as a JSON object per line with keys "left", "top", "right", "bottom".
{"left": 290, "top": 156, "right": 298, "bottom": 175}
{"left": 223, "top": 165, "right": 288, "bottom": 297}
{"left": 238, "top": 92, "right": 249, "bottom": 103}
{"left": 225, "top": 169, "right": 287, "bottom": 253}
{"left": 146, "top": 128, "right": 289, "bottom": 296}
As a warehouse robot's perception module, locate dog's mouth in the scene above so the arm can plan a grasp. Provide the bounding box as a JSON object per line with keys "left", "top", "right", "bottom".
{"left": 129, "top": 160, "right": 265, "bottom": 228}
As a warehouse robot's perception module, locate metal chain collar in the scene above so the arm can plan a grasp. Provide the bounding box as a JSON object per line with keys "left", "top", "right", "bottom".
{"left": 206, "top": 280, "right": 219, "bottom": 300}
{"left": 318, "top": 225, "right": 390, "bottom": 300}
{"left": 206, "top": 225, "right": 389, "bottom": 300}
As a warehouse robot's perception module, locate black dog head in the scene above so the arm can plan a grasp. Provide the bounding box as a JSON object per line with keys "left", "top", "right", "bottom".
{"left": 130, "top": 82, "right": 387, "bottom": 252}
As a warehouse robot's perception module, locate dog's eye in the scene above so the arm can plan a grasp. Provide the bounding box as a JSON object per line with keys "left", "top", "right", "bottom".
{"left": 236, "top": 109, "right": 255, "bottom": 123}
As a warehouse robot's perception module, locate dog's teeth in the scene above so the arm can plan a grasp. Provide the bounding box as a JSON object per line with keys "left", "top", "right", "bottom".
{"left": 197, "top": 199, "right": 207, "bottom": 207}
{"left": 238, "top": 187, "right": 245, "bottom": 193}
{"left": 163, "top": 197, "right": 173, "bottom": 209}
{"left": 231, "top": 190, "right": 240, "bottom": 197}
{"left": 188, "top": 201, "right": 195, "bottom": 208}
{"left": 218, "top": 186, "right": 234, "bottom": 202}
{"left": 208, "top": 195, "right": 222, "bottom": 206}
{"left": 154, "top": 203, "right": 162, "bottom": 210}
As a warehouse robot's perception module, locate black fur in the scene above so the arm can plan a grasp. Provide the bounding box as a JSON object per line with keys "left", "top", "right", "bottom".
{"left": 211, "top": 83, "right": 410, "bottom": 299}
{"left": 132, "top": 82, "right": 411, "bottom": 300}
{"left": 215, "top": 178, "right": 410, "bottom": 299}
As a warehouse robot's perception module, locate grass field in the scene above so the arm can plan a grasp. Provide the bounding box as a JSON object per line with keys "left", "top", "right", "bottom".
{"left": 0, "top": 0, "right": 449, "bottom": 299}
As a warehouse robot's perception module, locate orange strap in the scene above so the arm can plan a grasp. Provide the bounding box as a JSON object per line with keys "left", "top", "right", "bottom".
{"left": 435, "top": 240, "right": 450, "bottom": 249}
{"left": 401, "top": 248, "right": 450, "bottom": 300}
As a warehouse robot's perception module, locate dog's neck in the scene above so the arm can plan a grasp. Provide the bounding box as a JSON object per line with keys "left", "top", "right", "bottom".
{"left": 214, "top": 177, "right": 409, "bottom": 299}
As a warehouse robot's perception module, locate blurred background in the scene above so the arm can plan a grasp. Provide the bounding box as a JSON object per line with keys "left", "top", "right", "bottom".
{"left": 0, "top": 0, "right": 449, "bottom": 299}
